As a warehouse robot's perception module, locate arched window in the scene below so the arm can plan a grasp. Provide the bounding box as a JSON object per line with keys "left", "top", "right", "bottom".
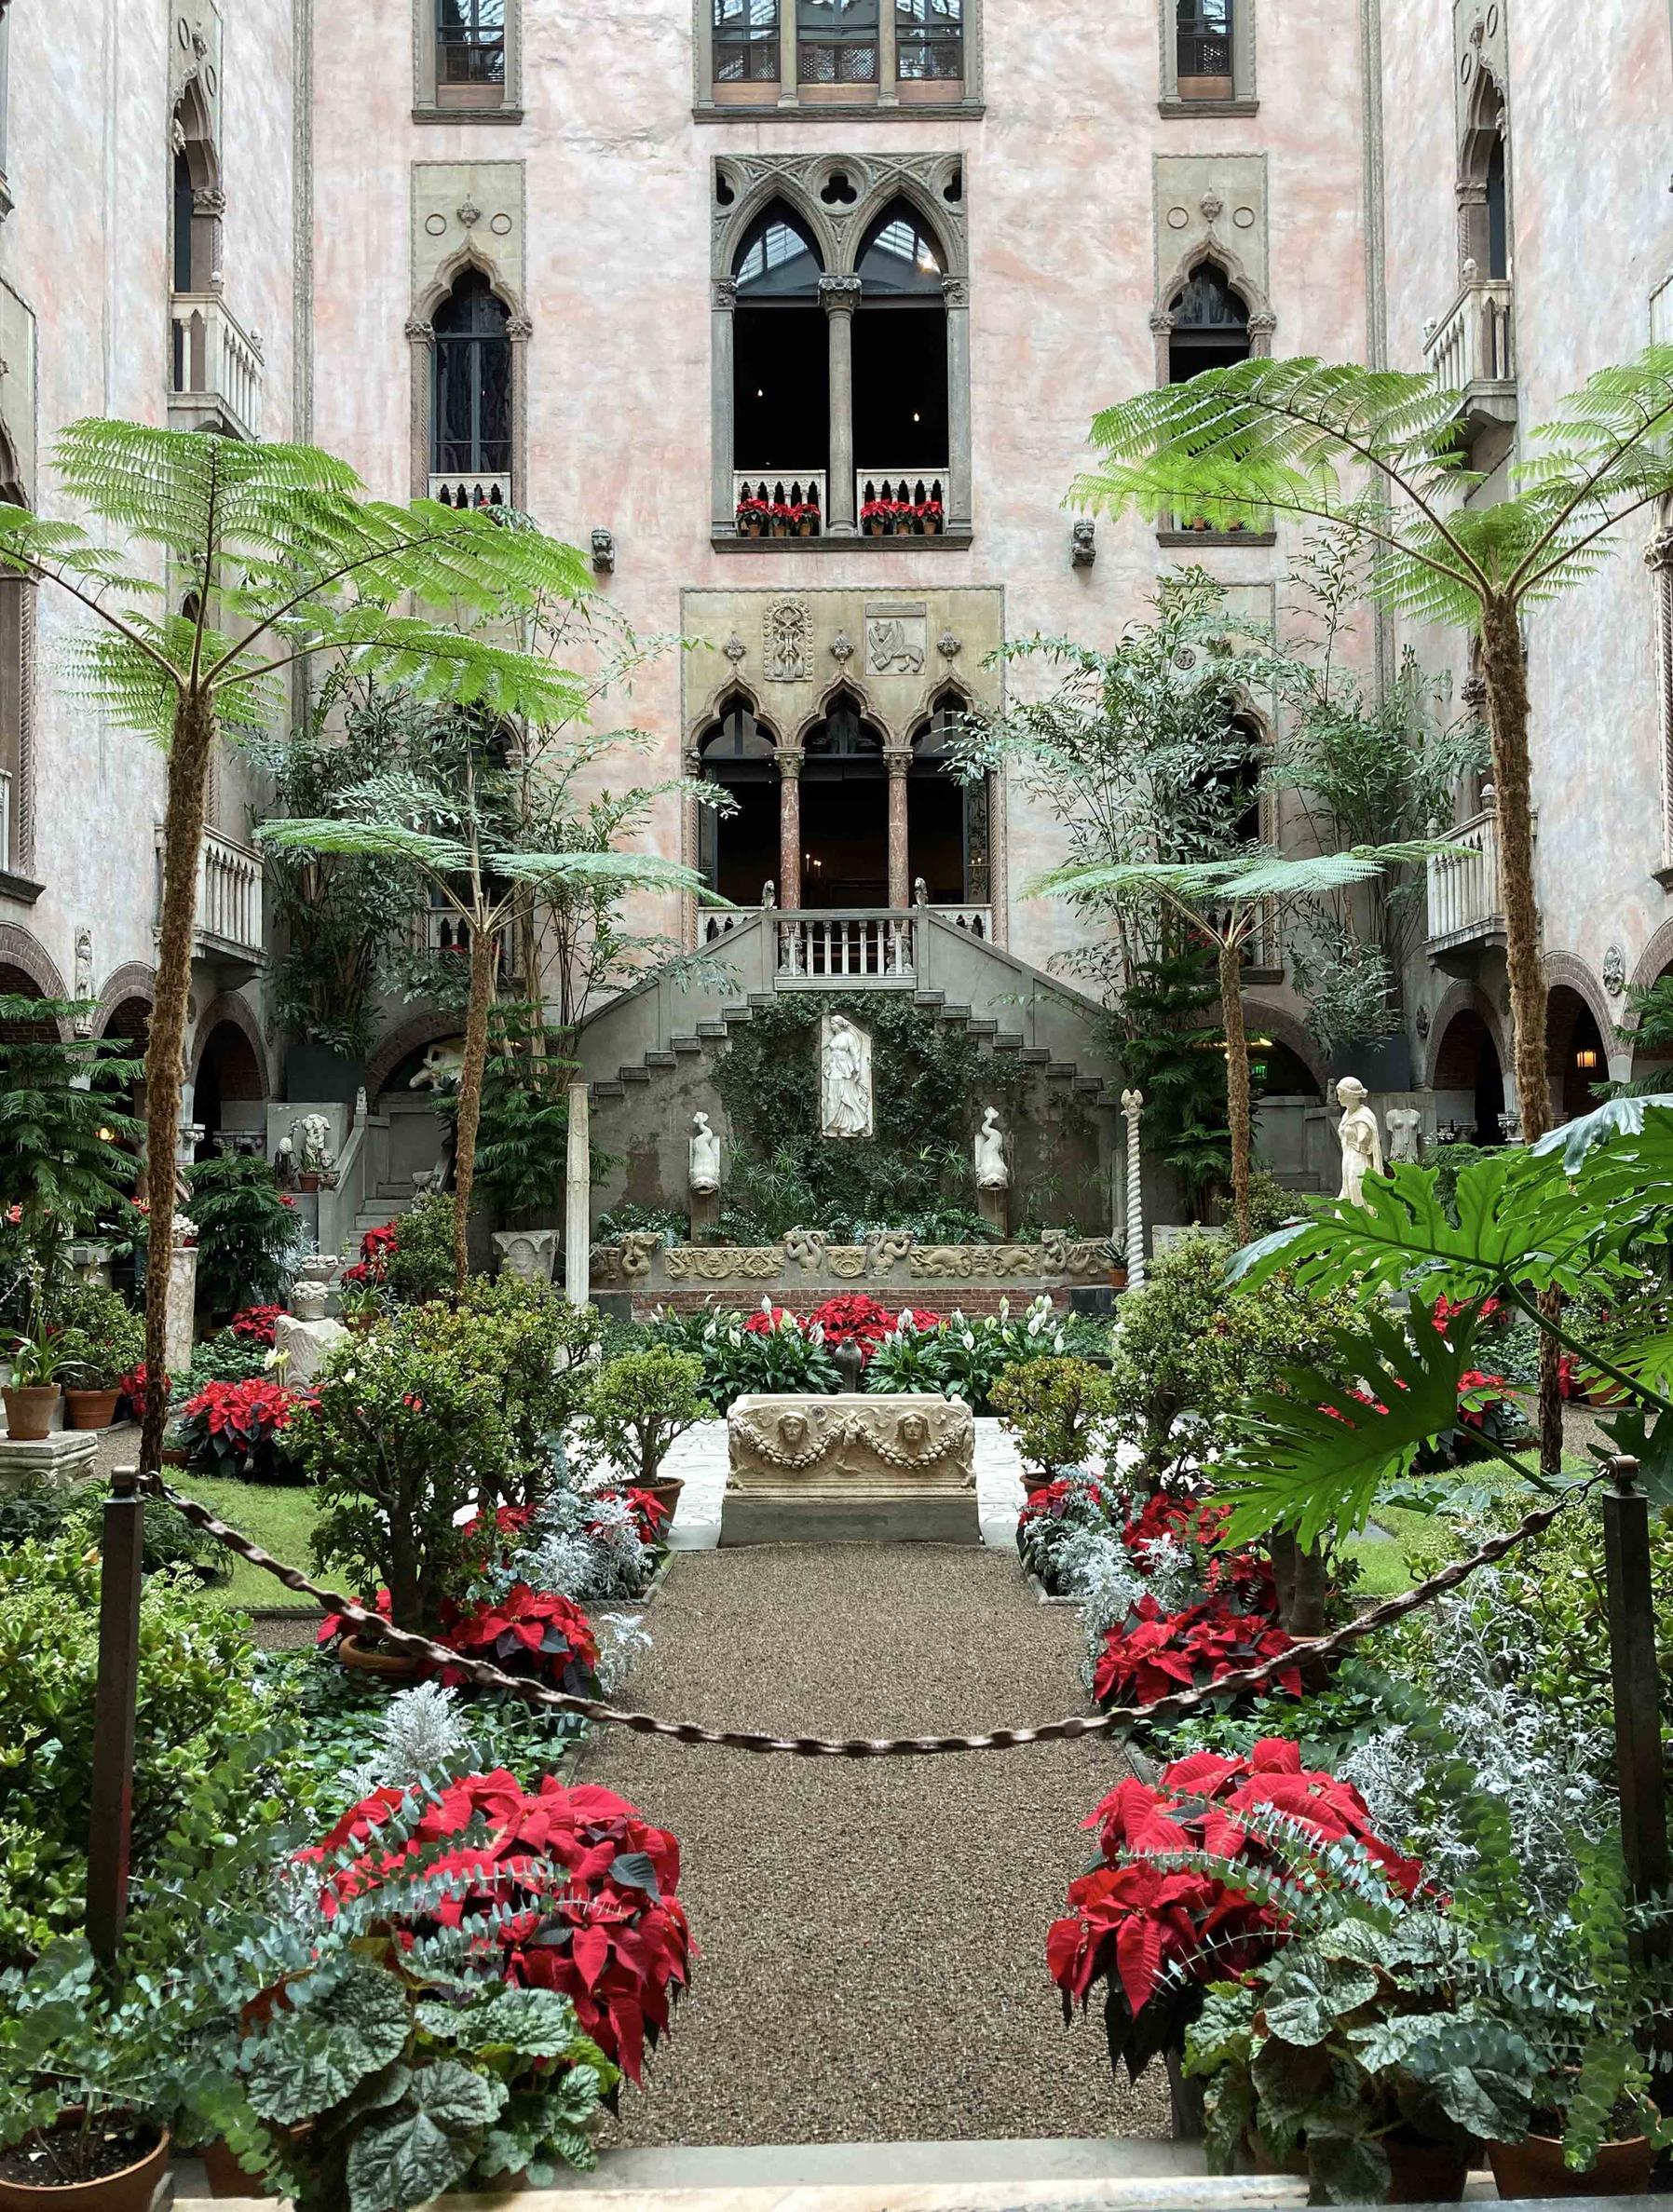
{"left": 698, "top": 698, "right": 780, "bottom": 904}
{"left": 1485, "top": 132, "right": 1508, "bottom": 280}
{"left": 909, "top": 693, "right": 988, "bottom": 911}
{"left": 430, "top": 272, "right": 511, "bottom": 502}
{"left": 732, "top": 205, "right": 828, "bottom": 492}
{"left": 1458, "top": 72, "right": 1511, "bottom": 283}
{"left": 170, "top": 84, "right": 219, "bottom": 296}
{"left": 854, "top": 200, "right": 948, "bottom": 521}
{"left": 802, "top": 690, "right": 886, "bottom": 906}
{"left": 1167, "top": 262, "right": 1249, "bottom": 382}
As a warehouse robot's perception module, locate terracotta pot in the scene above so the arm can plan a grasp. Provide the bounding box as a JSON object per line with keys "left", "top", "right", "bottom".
{"left": 798, "top": 518, "right": 816, "bottom": 536}
{"left": 1382, "top": 2135, "right": 1469, "bottom": 2204}
{"left": 0, "top": 2114, "right": 170, "bottom": 2212}
{"left": 297, "top": 1172, "right": 321, "bottom": 1193}
{"left": 643, "top": 1473, "right": 686, "bottom": 1521}
{"left": 1587, "top": 1378, "right": 1631, "bottom": 1408}
{"left": 1107, "top": 1266, "right": 1129, "bottom": 1291}
{"left": 159, "top": 1445, "right": 191, "bottom": 1468}
{"left": 198, "top": 2120, "right": 313, "bottom": 2199}
{"left": 866, "top": 519, "right": 885, "bottom": 536}
{"left": 1489, "top": 2133, "right": 1654, "bottom": 2198}
{"left": 338, "top": 1633, "right": 428, "bottom": 1681}
{"left": 923, "top": 514, "right": 942, "bottom": 535}
{"left": 63, "top": 1389, "right": 121, "bottom": 1432}
{"left": 2, "top": 1385, "right": 60, "bottom": 1442}
{"left": 769, "top": 522, "right": 789, "bottom": 536}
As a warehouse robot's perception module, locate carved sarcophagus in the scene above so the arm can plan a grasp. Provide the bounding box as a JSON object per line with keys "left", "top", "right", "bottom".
{"left": 725, "top": 1393, "right": 977, "bottom": 1542}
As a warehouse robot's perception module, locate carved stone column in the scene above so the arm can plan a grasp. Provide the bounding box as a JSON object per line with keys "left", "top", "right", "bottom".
{"left": 877, "top": 1, "right": 898, "bottom": 104}
{"left": 1647, "top": 528, "right": 1673, "bottom": 865}
{"left": 507, "top": 313, "right": 533, "bottom": 510}
{"left": 192, "top": 184, "right": 225, "bottom": 291}
{"left": 943, "top": 275, "right": 972, "bottom": 533}
{"left": 404, "top": 315, "right": 434, "bottom": 500}
{"left": 821, "top": 276, "right": 862, "bottom": 536}
{"left": 712, "top": 278, "right": 738, "bottom": 535}
{"left": 778, "top": 744, "right": 804, "bottom": 909}
{"left": 884, "top": 745, "right": 912, "bottom": 910}
{"left": 1121, "top": 1088, "right": 1145, "bottom": 1291}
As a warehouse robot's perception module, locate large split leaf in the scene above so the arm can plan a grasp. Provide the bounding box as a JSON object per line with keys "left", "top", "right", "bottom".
{"left": 1218, "top": 1306, "right": 1478, "bottom": 1546}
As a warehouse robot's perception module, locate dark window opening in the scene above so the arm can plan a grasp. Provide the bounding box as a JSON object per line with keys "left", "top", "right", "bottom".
{"left": 854, "top": 202, "right": 948, "bottom": 475}
{"left": 797, "top": 0, "right": 878, "bottom": 83}
{"left": 909, "top": 696, "right": 985, "bottom": 905}
{"left": 431, "top": 272, "right": 511, "bottom": 482}
{"left": 438, "top": 0, "right": 506, "bottom": 85}
{"left": 700, "top": 699, "right": 779, "bottom": 905}
{"left": 1486, "top": 134, "right": 1508, "bottom": 279}
{"left": 1168, "top": 262, "right": 1250, "bottom": 381}
{"left": 172, "top": 151, "right": 196, "bottom": 292}
{"left": 895, "top": 0, "right": 961, "bottom": 80}
{"left": 802, "top": 693, "right": 886, "bottom": 905}
{"left": 714, "top": 0, "right": 780, "bottom": 80}
{"left": 1434, "top": 1008, "right": 1504, "bottom": 1147}
{"left": 1177, "top": 0, "right": 1232, "bottom": 81}
{"left": 733, "top": 206, "right": 828, "bottom": 479}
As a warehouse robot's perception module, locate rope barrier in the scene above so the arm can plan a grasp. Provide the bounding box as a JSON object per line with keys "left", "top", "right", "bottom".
{"left": 143, "top": 1471, "right": 1591, "bottom": 1759}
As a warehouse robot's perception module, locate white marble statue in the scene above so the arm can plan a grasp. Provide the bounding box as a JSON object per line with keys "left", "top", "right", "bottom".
{"left": 1384, "top": 1106, "right": 1423, "bottom": 1166}
{"left": 689, "top": 1111, "right": 721, "bottom": 1195}
{"left": 820, "top": 1014, "right": 873, "bottom": 1139}
{"left": 973, "top": 1106, "right": 1008, "bottom": 1189}
{"left": 290, "top": 1113, "right": 333, "bottom": 1177}
{"left": 1335, "top": 1078, "right": 1385, "bottom": 1208}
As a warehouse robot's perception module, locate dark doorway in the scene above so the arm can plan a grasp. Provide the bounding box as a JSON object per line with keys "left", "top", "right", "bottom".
{"left": 1434, "top": 1008, "right": 1505, "bottom": 1145}
{"left": 700, "top": 698, "right": 781, "bottom": 907}
{"left": 908, "top": 694, "right": 986, "bottom": 905}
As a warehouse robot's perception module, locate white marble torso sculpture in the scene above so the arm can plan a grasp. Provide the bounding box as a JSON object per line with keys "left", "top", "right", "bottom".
{"left": 821, "top": 1014, "right": 873, "bottom": 1139}
{"left": 973, "top": 1106, "right": 1008, "bottom": 1189}
{"left": 1335, "top": 1078, "right": 1385, "bottom": 1208}
{"left": 689, "top": 1111, "right": 721, "bottom": 1195}
{"left": 1384, "top": 1106, "right": 1423, "bottom": 1166}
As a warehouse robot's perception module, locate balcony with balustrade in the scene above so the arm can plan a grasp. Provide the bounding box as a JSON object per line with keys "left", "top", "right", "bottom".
{"left": 732, "top": 469, "right": 827, "bottom": 537}
{"left": 1422, "top": 275, "right": 1517, "bottom": 435}
{"left": 169, "top": 293, "right": 265, "bottom": 442}
{"left": 428, "top": 472, "right": 512, "bottom": 511}
{"left": 156, "top": 825, "right": 265, "bottom": 984}
{"left": 1425, "top": 797, "right": 1532, "bottom": 968}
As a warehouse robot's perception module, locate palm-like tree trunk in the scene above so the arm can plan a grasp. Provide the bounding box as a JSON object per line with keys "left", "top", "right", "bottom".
{"left": 450, "top": 920, "right": 496, "bottom": 1292}
{"left": 139, "top": 691, "right": 216, "bottom": 1476}
{"left": 1480, "top": 592, "right": 1563, "bottom": 1473}
{"left": 1218, "top": 931, "right": 1253, "bottom": 1244}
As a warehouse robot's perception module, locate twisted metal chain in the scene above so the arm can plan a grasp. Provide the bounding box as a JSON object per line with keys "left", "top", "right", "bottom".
{"left": 144, "top": 1472, "right": 1586, "bottom": 1759}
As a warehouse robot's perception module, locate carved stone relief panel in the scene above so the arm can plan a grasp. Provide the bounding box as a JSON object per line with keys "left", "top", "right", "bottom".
{"left": 412, "top": 162, "right": 526, "bottom": 308}
{"left": 1153, "top": 154, "right": 1270, "bottom": 303}
{"left": 763, "top": 598, "right": 813, "bottom": 683}
{"left": 866, "top": 604, "right": 928, "bottom": 674}
{"left": 170, "top": 2, "right": 223, "bottom": 116}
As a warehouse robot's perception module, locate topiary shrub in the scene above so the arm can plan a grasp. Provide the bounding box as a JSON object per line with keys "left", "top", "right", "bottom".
{"left": 575, "top": 1349, "right": 706, "bottom": 1486}
{"left": 990, "top": 1355, "right": 1116, "bottom": 1481}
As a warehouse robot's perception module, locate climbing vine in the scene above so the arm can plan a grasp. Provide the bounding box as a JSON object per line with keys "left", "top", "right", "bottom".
{"left": 712, "top": 996, "right": 1090, "bottom": 1242}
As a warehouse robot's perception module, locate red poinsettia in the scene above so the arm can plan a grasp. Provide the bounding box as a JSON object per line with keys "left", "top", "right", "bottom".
{"left": 1457, "top": 1369, "right": 1514, "bottom": 1427}
{"left": 117, "top": 1362, "right": 171, "bottom": 1421}
{"left": 342, "top": 1220, "right": 400, "bottom": 1287}
{"left": 228, "top": 1304, "right": 285, "bottom": 1347}
{"left": 618, "top": 1486, "right": 672, "bottom": 1546}
{"left": 1047, "top": 1739, "right": 1422, "bottom": 2038}
{"left": 1019, "top": 1473, "right": 1108, "bottom": 1530}
{"left": 808, "top": 1292, "right": 901, "bottom": 1364}
{"left": 741, "top": 1304, "right": 799, "bottom": 1337}
{"left": 174, "top": 1376, "right": 311, "bottom": 1482}
{"left": 436, "top": 1581, "right": 600, "bottom": 1694}
{"left": 1433, "top": 1292, "right": 1502, "bottom": 1334}
{"left": 303, "top": 1770, "right": 692, "bottom": 2083}
{"left": 1092, "top": 1593, "right": 1302, "bottom": 1711}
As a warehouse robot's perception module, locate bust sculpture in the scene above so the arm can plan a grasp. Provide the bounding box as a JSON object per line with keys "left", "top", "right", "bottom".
{"left": 689, "top": 1111, "right": 721, "bottom": 1196}
{"left": 973, "top": 1106, "right": 1008, "bottom": 1190}
{"left": 1335, "top": 1078, "right": 1385, "bottom": 1209}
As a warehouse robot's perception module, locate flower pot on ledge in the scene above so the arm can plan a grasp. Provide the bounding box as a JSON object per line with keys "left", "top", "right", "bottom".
{"left": 2, "top": 1386, "right": 60, "bottom": 1442}
{"left": 63, "top": 1388, "right": 122, "bottom": 1431}
{"left": 1488, "top": 2131, "right": 1654, "bottom": 2198}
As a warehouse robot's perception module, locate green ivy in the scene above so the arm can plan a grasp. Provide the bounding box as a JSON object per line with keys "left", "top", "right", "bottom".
{"left": 713, "top": 995, "right": 1060, "bottom": 1241}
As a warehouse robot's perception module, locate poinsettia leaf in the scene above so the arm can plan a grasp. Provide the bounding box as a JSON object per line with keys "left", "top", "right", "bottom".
{"left": 244, "top": 1961, "right": 411, "bottom": 2125}
{"left": 1218, "top": 1306, "right": 1478, "bottom": 1547}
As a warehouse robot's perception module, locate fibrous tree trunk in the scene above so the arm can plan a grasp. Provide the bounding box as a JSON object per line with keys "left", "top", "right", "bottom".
{"left": 139, "top": 690, "right": 217, "bottom": 1478}
{"left": 1218, "top": 931, "right": 1253, "bottom": 1245}
{"left": 1479, "top": 592, "right": 1563, "bottom": 1475}
{"left": 450, "top": 918, "right": 496, "bottom": 1293}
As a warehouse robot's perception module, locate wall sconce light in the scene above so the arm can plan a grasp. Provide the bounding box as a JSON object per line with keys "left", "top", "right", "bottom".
{"left": 1574, "top": 1046, "right": 1599, "bottom": 1070}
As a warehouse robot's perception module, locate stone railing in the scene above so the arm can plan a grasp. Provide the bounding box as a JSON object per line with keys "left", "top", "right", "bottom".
{"left": 169, "top": 292, "right": 265, "bottom": 441}
{"left": 428, "top": 471, "right": 512, "bottom": 509}
{"left": 775, "top": 908, "right": 916, "bottom": 983}
{"left": 592, "top": 1228, "right": 1117, "bottom": 1294}
{"left": 857, "top": 468, "right": 949, "bottom": 532}
{"left": 933, "top": 903, "right": 991, "bottom": 940}
{"left": 194, "top": 828, "right": 264, "bottom": 963}
{"left": 1426, "top": 803, "right": 1515, "bottom": 947}
{"left": 732, "top": 468, "right": 826, "bottom": 534}
{"left": 1423, "top": 277, "right": 1516, "bottom": 411}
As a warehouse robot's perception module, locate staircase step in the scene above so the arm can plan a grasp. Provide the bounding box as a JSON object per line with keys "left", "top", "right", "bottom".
{"left": 644, "top": 1052, "right": 677, "bottom": 1070}
{"left": 619, "top": 1064, "right": 651, "bottom": 1084}
{"left": 939, "top": 1002, "right": 972, "bottom": 1025}
{"left": 967, "top": 1018, "right": 999, "bottom": 1037}
{"left": 695, "top": 1020, "right": 728, "bottom": 1038}
{"left": 1048, "top": 1060, "right": 1076, "bottom": 1078}
{"left": 991, "top": 1032, "right": 1023, "bottom": 1052}
{"left": 746, "top": 992, "right": 774, "bottom": 1011}
{"left": 1020, "top": 1047, "right": 1052, "bottom": 1065}
{"left": 913, "top": 989, "right": 945, "bottom": 1009}
{"left": 670, "top": 1036, "right": 704, "bottom": 1055}
{"left": 1075, "top": 1074, "right": 1104, "bottom": 1094}
{"left": 592, "top": 1080, "right": 625, "bottom": 1100}
{"left": 721, "top": 1005, "right": 754, "bottom": 1026}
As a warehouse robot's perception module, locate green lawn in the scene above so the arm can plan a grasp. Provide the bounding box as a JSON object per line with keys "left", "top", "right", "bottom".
{"left": 172, "top": 1472, "right": 322, "bottom": 1609}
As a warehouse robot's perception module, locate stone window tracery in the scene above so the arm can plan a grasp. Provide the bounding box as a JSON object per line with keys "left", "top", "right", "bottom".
{"left": 430, "top": 270, "right": 512, "bottom": 500}
{"left": 0, "top": 419, "right": 33, "bottom": 882}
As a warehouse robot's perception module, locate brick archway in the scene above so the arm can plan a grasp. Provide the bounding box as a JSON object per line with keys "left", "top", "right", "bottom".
{"left": 0, "top": 924, "right": 71, "bottom": 1037}
{"left": 1242, "top": 1000, "right": 1326, "bottom": 1094}
{"left": 188, "top": 991, "right": 270, "bottom": 1097}
{"left": 366, "top": 1010, "right": 468, "bottom": 1099}
{"left": 1423, "top": 981, "right": 1507, "bottom": 1091}
{"left": 1542, "top": 951, "right": 1614, "bottom": 1054}
{"left": 1629, "top": 916, "right": 1673, "bottom": 1001}
{"left": 91, "top": 962, "right": 156, "bottom": 1038}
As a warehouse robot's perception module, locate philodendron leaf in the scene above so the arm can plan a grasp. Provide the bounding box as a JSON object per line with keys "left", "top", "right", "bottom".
{"left": 1530, "top": 1092, "right": 1673, "bottom": 1174}
{"left": 344, "top": 2064, "right": 505, "bottom": 2212}
{"left": 244, "top": 1961, "right": 411, "bottom": 2126}
{"left": 1307, "top": 2130, "right": 1391, "bottom": 2207}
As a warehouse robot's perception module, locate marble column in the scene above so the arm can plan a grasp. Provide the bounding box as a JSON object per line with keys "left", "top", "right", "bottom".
{"left": 711, "top": 278, "right": 738, "bottom": 536}
{"left": 564, "top": 1080, "right": 591, "bottom": 1310}
{"left": 943, "top": 275, "right": 972, "bottom": 534}
{"left": 1122, "top": 1088, "right": 1145, "bottom": 1292}
{"left": 821, "top": 276, "right": 862, "bottom": 536}
{"left": 778, "top": 745, "right": 803, "bottom": 908}
{"left": 884, "top": 745, "right": 911, "bottom": 910}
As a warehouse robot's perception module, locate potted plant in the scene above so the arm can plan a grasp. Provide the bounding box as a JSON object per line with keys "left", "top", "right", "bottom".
{"left": 734, "top": 495, "right": 768, "bottom": 537}
{"left": 768, "top": 499, "right": 796, "bottom": 538}
{"left": 53, "top": 1287, "right": 145, "bottom": 1432}
{"left": 2, "top": 1328, "right": 69, "bottom": 1443}
{"left": 918, "top": 497, "right": 944, "bottom": 536}
{"left": 575, "top": 1346, "right": 706, "bottom": 1517}
{"left": 861, "top": 497, "right": 891, "bottom": 537}
{"left": 795, "top": 500, "right": 821, "bottom": 537}
{"left": 990, "top": 1355, "right": 1116, "bottom": 1484}
{"left": 170, "top": 1377, "right": 311, "bottom": 1485}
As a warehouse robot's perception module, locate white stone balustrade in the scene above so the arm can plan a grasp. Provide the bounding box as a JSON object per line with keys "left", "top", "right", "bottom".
{"left": 1423, "top": 278, "right": 1516, "bottom": 409}
{"left": 428, "top": 471, "right": 512, "bottom": 509}
{"left": 732, "top": 469, "right": 827, "bottom": 530}
{"left": 776, "top": 908, "right": 916, "bottom": 983}
{"left": 195, "top": 828, "right": 264, "bottom": 962}
{"left": 1426, "top": 804, "right": 1526, "bottom": 947}
{"left": 169, "top": 292, "right": 265, "bottom": 441}
{"left": 857, "top": 467, "right": 949, "bottom": 527}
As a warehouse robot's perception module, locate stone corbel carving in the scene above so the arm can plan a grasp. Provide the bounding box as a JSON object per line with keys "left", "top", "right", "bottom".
{"left": 591, "top": 528, "right": 615, "bottom": 575}
{"left": 1071, "top": 518, "right": 1096, "bottom": 568}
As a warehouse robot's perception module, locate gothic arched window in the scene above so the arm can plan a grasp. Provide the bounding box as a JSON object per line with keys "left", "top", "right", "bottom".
{"left": 431, "top": 272, "right": 511, "bottom": 499}
{"left": 1167, "top": 263, "right": 1249, "bottom": 382}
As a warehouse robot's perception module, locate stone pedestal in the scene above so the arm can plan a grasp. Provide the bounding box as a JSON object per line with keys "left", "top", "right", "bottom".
{"left": 273, "top": 1312, "right": 347, "bottom": 1390}
{"left": 493, "top": 1229, "right": 559, "bottom": 1283}
{"left": 977, "top": 1185, "right": 1008, "bottom": 1237}
{"left": 690, "top": 1188, "right": 720, "bottom": 1238}
{"left": 165, "top": 1243, "right": 197, "bottom": 1377}
{"left": 0, "top": 1429, "right": 99, "bottom": 1492}
{"left": 724, "top": 1392, "right": 977, "bottom": 1543}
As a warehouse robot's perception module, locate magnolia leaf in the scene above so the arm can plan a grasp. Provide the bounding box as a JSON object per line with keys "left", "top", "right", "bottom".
{"left": 244, "top": 1961, "right": 411, "bottom": 2126}
{"left": 1218, "top": 1306, "right": 1477, "bottom": 1547}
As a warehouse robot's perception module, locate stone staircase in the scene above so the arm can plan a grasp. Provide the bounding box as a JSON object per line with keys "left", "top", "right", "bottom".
{"left": 349, "top": 1183, "right": 424, "bottom": 1242}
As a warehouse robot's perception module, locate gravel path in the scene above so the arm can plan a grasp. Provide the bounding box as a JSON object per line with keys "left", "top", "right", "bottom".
{"left": 577, "top": 1543, "right": 1169, "bottom": 2149}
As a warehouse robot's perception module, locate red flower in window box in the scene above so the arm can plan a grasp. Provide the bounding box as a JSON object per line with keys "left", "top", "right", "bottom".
{"left": 302, "top": 1769, "right": 691, "bottom": 2083}
{"left": 916, "top": 497, "right": 944, "bottom": 534}
{"left": 734, "top": 496, "right": 769, "bottom": 536}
